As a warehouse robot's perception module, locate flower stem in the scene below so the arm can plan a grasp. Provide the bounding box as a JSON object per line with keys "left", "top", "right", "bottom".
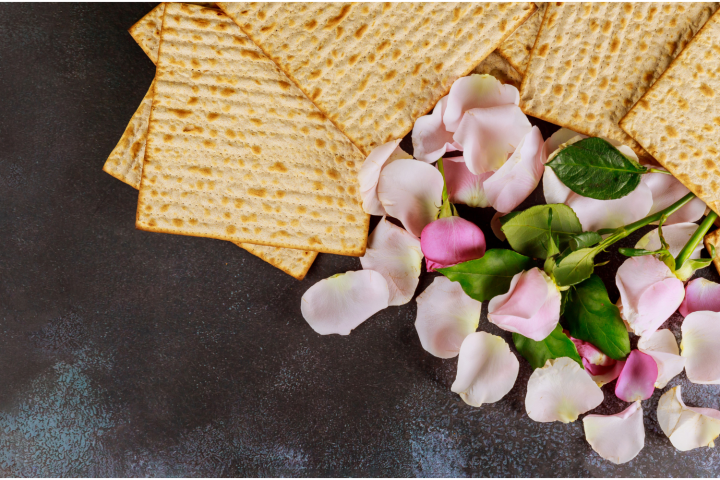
{"left": 436, "top": 158, "right": 456, "bottom": 219}
{"left": 437, "top": 158, "right": 448, "bottom": 203}
{"left": 648, "top": 168, "right": 672, "bottom": 175}
{"left": 675, "top": 211, "right": 718, "bottom": 270}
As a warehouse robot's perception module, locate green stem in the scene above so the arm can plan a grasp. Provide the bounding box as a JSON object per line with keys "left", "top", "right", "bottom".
{"left": 648, "top": 168, "right": 672, "bottom": 175}
{"left": 598, "top": 192, "right": 697, "bottom": 250}
{"left": 675, "top": 211, "right": 718, "bottom": 270}
{"left": 437, "top": 158, "right": 448, "bottom": 203}
{"left": 436, "top": 158, "right": 456, "bottom": 219}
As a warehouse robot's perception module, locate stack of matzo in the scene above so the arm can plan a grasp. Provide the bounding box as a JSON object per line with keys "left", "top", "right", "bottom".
{"left": 621, "top": 9, "right": 720, "bottom": 214}
{"left": 104, "top": 2, "right": 538, "bottom": 280}
{"left": 519, "top": 2, "right": 719, "bottom": 159}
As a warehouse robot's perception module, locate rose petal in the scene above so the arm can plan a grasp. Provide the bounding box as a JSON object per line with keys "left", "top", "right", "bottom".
{"left": 420, "top": 216, "right": 486, "bottom": 271}
{"left": 443, "top": 159, "right": 493, "bottom": 207}
{"left": 541, "top": 128, "right": 586, "bottom": 164}
{"left": 358, "top": 139, "right": 412, "bottom": 215}
{"left": 565, "top": 181, "right": 654, "bottom": 232}
{"left": 360, "top": 217, "right": 423, "bottom": 306}
{"left": 412, "top": 96, "right": 461, "bottom": 163}
{"left": 453, "top": 104, "right": 532, "bottom": 174}
{"left": 525, "top": 357, "right": 604, "bottom": 423}
{"left": 658, "top": 386, "right": 720, "bottom": 451}
{"left": 542, "top": 165, "right": 574, "bottom": 205}
{"left": 583, "top": 401, "right": 645, "bottom": 464}
{"left": 571, "top": 337, "right": 614, "bottom": 367}
{"left": 643, "top": 168, "right": 707, "bottom": 225}
{"left": 484, "top": 126, "right": 544, "bottom": 213}
{"left": 638, "top": 329, "right": 685, "bottom": 389}
{"left": 488, "top": 267, "right": 560, "bottom": 341}
{"left": 443, "top": 74, "right": 520, "bottom": 132}
{"left": 584, "top": 359, "right": 625, "bottom": 387}
{"left": 301, "top": 270, "right": 389, "bottom": 335}
{"left": 615, "top": 350, "right": 658, "bottom": 402}
{"left": 635, "top": 222, "right": 704, "bottom": 259}
{"left": 415, "top": 276, "right": 481, "bottom": 359}
{"left": 679, "top": 278, "right": 720, "bottom": 317}
{"left": 616, "top": 255, "right": 685, "bottom": 337}
{"left": 377, "top": 159, "right": 444, "bottom": 237}
{"left": 451, "top": 331, "right": 519, "bottom": 406}
{"left": 681, "top": 310, "right": 720, "bottom": 384}
{"left": 491, "top": 211, "right": 506, "bottom": 241}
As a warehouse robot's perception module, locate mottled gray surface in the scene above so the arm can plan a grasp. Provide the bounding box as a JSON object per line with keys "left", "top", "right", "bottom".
{"left": 1, "top": 3, "right": 720, "bottom": 477}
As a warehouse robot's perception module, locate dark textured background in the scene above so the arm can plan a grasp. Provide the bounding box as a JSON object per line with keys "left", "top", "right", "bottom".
{"left": 2, "top": 3, "right": 720, "bottom": 477}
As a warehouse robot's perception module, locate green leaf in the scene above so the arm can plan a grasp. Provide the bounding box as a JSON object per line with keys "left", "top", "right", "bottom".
{"left": 512, "top": 324, "right": 583, "bottom": 370}
{"left": 563, "top": 274, "right": 630, "bottom": 360}
{"left": 500, "top": 204, "right": 583, "bottom": 259}
{"left": 546, "top": 137, "right": 647, "bottom": 200}
{"left": 569, "top": 232, "right": 602, "bottom": 250}
{"left": 438, "top": 249, "right": 534, "bottom": 302}
{"left": 552, "top": 247, "right": 598, "bottom": 287}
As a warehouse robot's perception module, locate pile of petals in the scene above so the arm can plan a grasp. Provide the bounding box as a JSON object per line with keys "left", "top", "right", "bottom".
{"left": 299, "top": 74, "right": 720, "bottom": 464}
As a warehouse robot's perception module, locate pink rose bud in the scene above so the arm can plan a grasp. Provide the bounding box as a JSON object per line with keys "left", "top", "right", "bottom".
{"left": 420, "top": 216, "right": 486, "bottom": 271}
{"left": 615, "top": 350, "right": 658, "bottom": 402}
{"left": 488, "top": 267, "right": 561, "bottom": 341}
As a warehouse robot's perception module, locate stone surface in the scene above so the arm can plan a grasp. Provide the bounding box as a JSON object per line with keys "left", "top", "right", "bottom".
{"left": 2, "top": 3, "right": 720, "bottom": 476}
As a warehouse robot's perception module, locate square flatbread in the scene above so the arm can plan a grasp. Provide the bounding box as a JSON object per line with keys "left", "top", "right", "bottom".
{"left": 106, "top": 3, "right": 317, "bottom": 280}
{"left": 497, "top": 2, "right": 547, "bottom": 75}
{"left": 136, "top": 4, "right": 369, "bottom": 257}
{"left": 621, "top": 9, "right": 720, "bottom": 215}
{"left": 217, "top": 2, "right": 536, "bottom": 155}
{"left": 520, "top": 2, "right": 718, "bottom": 159}
{"left": 472, "top": 52, "right": 523, "bottom": 90}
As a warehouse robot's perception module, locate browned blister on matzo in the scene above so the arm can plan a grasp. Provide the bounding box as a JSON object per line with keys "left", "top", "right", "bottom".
{"left": 497, "top": 2, "right": 547, "bottom": 75}
{"left": 621, "top": 9, "right": 720, "bottom": 215}
{"left": 136, "top": 4, "right": 369, "bottom": 256}
{"left": 217, "top": 2, "right": 536, "bottom": 155}
{"left": 521, "top": 2, "right": 719, "bottom": 159}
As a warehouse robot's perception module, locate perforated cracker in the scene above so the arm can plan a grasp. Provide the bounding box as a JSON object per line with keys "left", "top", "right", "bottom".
{"left": 497, "top": 3, "right": 547, "bottom": 75}
{"left": 109, "top": 4, "right": 318, "bottom": 280}
{"left": 520, "top": 2, "right": 719, "bottom": 159}
{"left": 136, "top": 4, "right": 369, "bottom": 256}
{"left": 621, "top": 9, "right": 720, "bottom": 215}
{"left": 217, "top": 2, "right": 536, "bottom": 156}
{"left": 473, "top": 52, "right": 523, "bottom": 90}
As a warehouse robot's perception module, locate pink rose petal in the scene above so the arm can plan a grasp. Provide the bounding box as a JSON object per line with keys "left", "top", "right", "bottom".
{"left": 360, "top": 217, "right": 423, "bottom": 306}
{"left": 679, "top": 278, "right": 720, "bottom": 317}
{"left": 616, "top": 255, "right": 685, "bottom": 337}
{"left": 377, "top": 159, "right": 444, "bottom": 237}
{"left": 681, "top": 310, "right": 720, "bottom": 384}
{"left": 638, "top": 329, "right": 685, "bottom": 388}
{"left": 358, "top": 139, "right": 412, "bottom": 216}
{"left": 453, "top": 104, "right": 532, "bottom": 175}
{"left": 412, "top": 96, "right": 461, "bottom": 163}
{"left": 443, "top": 74, "right": 520, "bottom": 132}
{"left": 420, "top": 216, "right": 486, "bottom": 271}
{"left": 415, "top": 276, "right": 481, "bottom": 359}
{"left": 484, "top": 126, "right": 544, "bottom": 213}
{"left": 643, "top": 168, "right": 707, "bottom": 225}
{"left": 584, "top": 359, "right": 625, "bottom": 387}
{"left": 615, "top": 350, "right": 658, "bottom": 402}
{"left": 488, "top": 267, "right": 560, "bottom": 341}
{"left": 301, "top": 270, "right": 389, "bottom": 335}
{"left": 443, "top": 159, "right": 493, "bottom": 207}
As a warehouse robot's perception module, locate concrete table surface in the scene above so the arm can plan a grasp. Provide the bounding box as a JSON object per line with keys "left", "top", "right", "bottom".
{"left": 2, "top": 3, "right": 720, "bottom": 477}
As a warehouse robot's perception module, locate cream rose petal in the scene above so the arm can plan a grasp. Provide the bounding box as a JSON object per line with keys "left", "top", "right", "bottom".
{"left": 583, "top": 401, "right": 645, "bottom": 465}
{"left": 681, "top": 310, "right": 720, "bottom": 384}
{"left": 443, "top": 74, "right": 520, "bottom": 132}
{"left": 491, "top": 211, "right": 507, "bottom": 241}
{"left": 412, "top": 96, "right": 461, "bottom": 163}
{"left": 484, "top": 126, "right": 545, "bottom": 214}
{"left": 679, "top": 278, "right": 720, "bottom": 317}
{"left": 658, "top": 386, "right": 720, "bottom": 451}
{"left": 541, "top": 128, "right": 586, "bottom": 164}
{"left": 415, "top": 276, "right": 481, "bottom": 359}
{"left": 642, "top": 168, "right": 707, "bottom": 225}
{"left": 638, "top": 329, "right": 685, "bottom": 389}
{"left": 451, "top": 332, "right": 519, "bottom": 406}
{"left": 635, "top": 223, "right": 703, "bottom": 259}
{"left": 525, "top": 357, "right": 604, "bottom": 423}
{"left": 358, "top": 139, "right": 412, "bottom": 215}
{"left": 443, "top": 159, "right": 493, "bottom": 208}
{"left": 377, "top": 159, "right": 444, "bottom": 237}
{"left": 453, "top": 104, "right": 532, "bottom": 175}
{"left": 301, "top": 270, "right": 389, "bottom": 335}
{"left": 360, "top": 217, "right": 423, "bottom": 306}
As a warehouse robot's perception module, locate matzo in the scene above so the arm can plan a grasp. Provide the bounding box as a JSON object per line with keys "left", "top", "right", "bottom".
{"left": 136, "top": 4, "right": 369, "bottom": 256}
{"left": 217, "top": 2, "right": 536, "bottom": 155}
{"left": 520, "top": 2, "right": 718, "bottom": 159}
{"left": 497, "top": 3, "right": 547, "bottom": 75}
{"left": 621, "top": 9, "right": 720, "bottom": 215}
{"left": 109, "top": 4, "right": 318, "bottom": 280}
{"left": 473, "top": 51, "right": 523, "bottom": 90}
